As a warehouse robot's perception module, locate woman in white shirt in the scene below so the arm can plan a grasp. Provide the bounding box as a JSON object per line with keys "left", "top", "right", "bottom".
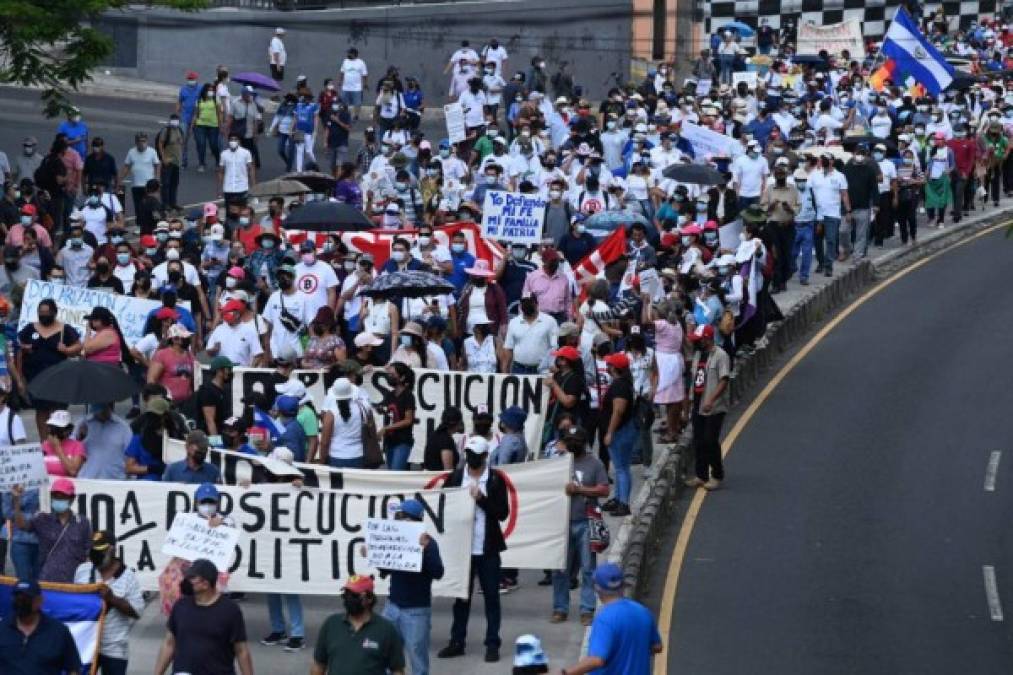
{"left": 361, "top": 295, "right": 399, "bottom": 364}
{"left": 319, "top": 378, "right": 365, "bottom": 468}
{"left": 462, "top": 319, "right": 499, "bottom": 373}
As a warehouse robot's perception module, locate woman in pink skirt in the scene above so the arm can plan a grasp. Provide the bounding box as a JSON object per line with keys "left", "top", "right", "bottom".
{"left": 645, "top": 299, "right": 686, "bottom": 443}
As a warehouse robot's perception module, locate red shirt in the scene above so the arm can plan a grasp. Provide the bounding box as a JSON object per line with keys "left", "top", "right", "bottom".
{"left": 948, "top": 138, "right": 977, "bottom": 177}
{"left": 236, "top": 223, "right": 263, "bottom": 254}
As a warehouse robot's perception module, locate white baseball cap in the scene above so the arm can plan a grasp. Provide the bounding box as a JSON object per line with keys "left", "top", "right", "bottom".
{"left": 47, "top": 410, "right": 73, "bottom": 428}
{"left": 464, "top": 436, "right": 490, "bottom": 455}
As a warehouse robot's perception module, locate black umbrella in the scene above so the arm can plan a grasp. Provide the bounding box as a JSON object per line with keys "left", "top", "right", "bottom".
{"left": 841, "top": 135, "right": 897, "bottom": 153}
{"left": 662, "top": 163, "right": 725, "bottom": 186}
{"left": 945, "top": 70, "right": 979, "bottom": 91}
{"left": 283, "top": 201, "right": 375, "bottom": 232}
{"left": 358, "top": 270, "right": 455, "bottom": 299}
{"left": 279, "top": 171, "right": 337, "bottom": 193}
{"left": 28, "top": 360, "right": 138, "bottom": 405}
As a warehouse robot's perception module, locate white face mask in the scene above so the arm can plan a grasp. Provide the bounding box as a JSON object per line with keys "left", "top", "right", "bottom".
{"left": 225, "top": 277, "right": 238, "bottom": 289}
{"left": 549, "top": 190, "right": 562, "bottom": 200}
{"left": 198, "top": 503, "right": 217, "bottom": 518}
{"left": 228, "top": 140, "right": 240, "bottom": 150}
{"left": 391, "top": 250, "right": 406, "bottom": 262}
{"left": 417, "top": 236, "right": 431, "bottom": 247}
{"left": 165, "top": 249, "right": 180, "bottom": 261}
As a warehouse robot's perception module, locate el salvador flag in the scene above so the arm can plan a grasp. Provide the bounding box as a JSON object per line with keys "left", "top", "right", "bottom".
{"left": 0, "top": 578, "right": 105, "bottom": 671}
{"left": 881, "top": 8, "right": 954, "bottom": 95}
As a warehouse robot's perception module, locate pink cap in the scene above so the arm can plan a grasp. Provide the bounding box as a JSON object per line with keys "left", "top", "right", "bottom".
{"left": 419, "top": 140, "right": 432, "bottom": 150}
{"left": 203, "top": 202, "right": 218, "bottom": 217}
{"left": 51, "top": 477, "right": 76, "bottom": 497}
{"left": 680, "top": 224, "right": 703, "bottom": 236}
{"left": 227, "top": 266, "right": 245, "bottom": 279}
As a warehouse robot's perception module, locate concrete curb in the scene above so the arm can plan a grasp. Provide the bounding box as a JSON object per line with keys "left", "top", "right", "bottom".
{"left": 611, "top": 204, "right": 1013, "bottom": 602}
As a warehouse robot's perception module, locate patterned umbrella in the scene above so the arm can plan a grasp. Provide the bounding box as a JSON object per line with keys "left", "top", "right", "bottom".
{"left": 249, "top": 178, "right": 310, "bottom": 197}
{"left": 358, "top": 270, "right": 455, "bottom": 299}
{"left": 280, "top": 171, "right": 337, "bottom": 193}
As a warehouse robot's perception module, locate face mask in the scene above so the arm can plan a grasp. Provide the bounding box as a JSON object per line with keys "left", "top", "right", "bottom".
{"left": 261, "top": 239, "right": 275, "bottom": 250}
{"left": 796, "top": 180, "right": 807, "bottom": 189}
{"left": 145, "top": 247, "right": 158, "bottom": 256}
{"left": 343, "top": 260, "right": 357, "bottom": 271}
{"left": 70, "top": 238, "right": 82, "bottom": 248}
{"left": 548, "top": 189, "right": 562, "bottom": 200}
{"left": 915, "top": 128, "right": 926, "bottom": 135}
{"left": 89, "top": 549, "right": 111, "bottom": 568}
{"left": 228, "top": 140, "right": 240, "bottom": 150}
{"left": 485, "top": 175, "right": 497, "bottom": 185}
{"left": 696, "top": 202, "right": 708, "bottom": 211}
{"left": 749, "top": 151, "right": 759, "bottom": 159}
{"left": 87, "top": 196, "right": 100, "bottom": 207}
{"left": 343, "top": 593, "right": 366, "bottom": 616}
{"left": 278, "top": 276, "right": 293, "bottom": 290}
{"left": 873, "top": 152, "right": 884, "bottom": 161}
{"left": 681, "top": 236, "right": 692, "bottom": 247}
{"left": 451, "top": 243, "right": 466, "bottom": 253}
{"left": 239, "top": 217, "right": 250, "bottom": 227}
{"left": 607, "top": 121, "right": 617, "bottom": 130}
{"left": 465, "top": 450, "right": 485, "bottom": 469}
{"left": 13, "top": 596, "right": 34, "bottom": 620}
{"left": 439, "top": 149, "right": 450, "bottom": 159}
{"left": 113, "top": 252, "right": 130, "bottom": 266}
{"left": 96, "top": 262, "right": 110, "bottom": 275}
{"left": 23, "top": 146, "right": 35, "bottom": 156}
{"left": 391, "top": 250, "right": 406, "bottom": 262}
{"left": 511, "top": 247, "right": 526, "bottom": 260}
{"left": 168, "top": 271, "right": 182, "bottom": 284}
{"left": 51, "top": 498, "right": 71, "bottom": 514}
{"left": 225, "top": 277, "right": 238, "bottom": 289}
{"left": 165, "top": 248, "right": 180, "bottom": 261}
{"left": 20, "top": 216, "right": 31, "bottom": 226}
{"left": 902, "top": 157, "right": 914, "bottom": 165}
{"left": 198, "top": 503, "right": 217, "bottom": 518}
{"left": 395, "top": 181, "right": 409, "bottom": 192}
{"left": 576, "top": 224, "right": 586, "bottom": 234}
{"left": 156, "top": 232, "right": 169, "bottom": 242}
{"left": 400, "top": 334, "right": 413, "bottom": 347}
{"left": 717, "top": 266, "right": 730, "bottom": 275}
{"left": 169, "top": 119, "right": 180, "bottom": 128}
{"left": 302, "top": 253, "right": 316, "bottom": 265}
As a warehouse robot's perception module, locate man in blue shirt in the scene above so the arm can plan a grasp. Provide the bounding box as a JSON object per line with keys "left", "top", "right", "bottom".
{"left": 293, "top": 94, "right": 320, "bottom": 171}
{"left": 162, "top": 430, "right": 221, "bottom": 484}
{"left": 57, "top": 108, "right": 89, "bottom": 158}
{"left": 0, "top": 579, "right": 82, "bottom": 675}
{"left": 447, "top": 230, "right": 476, "bottom": 294}
{"left": 558, "top": 562, "right": 663, "bottom": 675}
{"left": 176, "top": 70, "right": 201, "bottom": 167}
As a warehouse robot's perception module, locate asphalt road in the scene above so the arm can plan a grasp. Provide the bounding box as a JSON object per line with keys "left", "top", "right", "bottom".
{"left": 0, "top": 86, "right": 446, "bottom": 214}
{"left": 666, "top": 226, "right": 1013, "bottom": 674}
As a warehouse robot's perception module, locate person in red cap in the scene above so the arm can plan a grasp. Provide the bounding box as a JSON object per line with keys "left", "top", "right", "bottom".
{"left": 599, "top": 352, "right": 636, "bottom": 516}
{"left": 544, "top": 345, "right": 588, "bottom": 440}
{"left": 11, "top": 478, "right": 92, "bottom": 583}
{"left": 206, "top": 298, "right": 264, "bottom": 367}
{"left": 7, "top": 203, "right": 53, "bottom": 249}
{"left": 311, "top": 574, "right": 406, "bottom": 675}
{"left": 686, "top": 323, "right": 731, "bottom": 491}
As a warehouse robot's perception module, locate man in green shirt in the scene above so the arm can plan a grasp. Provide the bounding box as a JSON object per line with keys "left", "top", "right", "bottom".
{"left": 311, "top": 575, "right": 405, "bottom": 675}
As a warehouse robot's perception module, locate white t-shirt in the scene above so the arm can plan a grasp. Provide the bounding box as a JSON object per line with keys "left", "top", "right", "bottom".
{"left": 152, "top": 260, "right": 200, "bottom": 288}
{"left": 731, "top": 154, "right": 769, "bottom": 198}
{"left": 466, "top": 285, "right": 490, "bottom": 332}
{"left": 294, "top": 259, "right": 339, "bottom": 318}
{"left": 809, "top": 169, "right": 849, "bottom": 219}
{"left": 877, "top": 159, "right": 897, "bottom": 194}
{"left": 208, "top": 321, "right": 263, "bottom": 367}
{"left": 132, "top": 332, "right": 159, "bottom": 362}
{"left": 321, "top": 395, "right": 364, "bottom": 460}
{"left": 219, "top": 147, "right": 253, "bottom": 193}
{"left": 870, "top": 113, "right": 893, "bottom": 139}
{"left": 340, "top": 58, "right": 368, "bottom": 92}
{"left": 458, "top": 90, "right": 488, "bottom": 127}
{"left": 450, "top": 47, "right": 479, "bottom": 75}
{"left": 482, "top": 45, "right": 509, "bottom": 75}
{"left": 263, "top": 289, "right": 311, "bottom": 358}
{"left": 269, "top": 36, "right": 287, "bottom": 66}
{"left": 0, "top": 407, "right": 26, "bottom": 444}
{"left": 81, "top": 204, "right": 110, "bottom": 244}
{"left": 113, "top": 263, "right": 137, "bottom": 291}
{"left": 426, "top": 341, "right": 449, "bottom": 371}
{"left": 124, "top": 147, "right": 160, "bottom": 185}
{"left": 464, "top": 335, "right": 497, "bottom": 373}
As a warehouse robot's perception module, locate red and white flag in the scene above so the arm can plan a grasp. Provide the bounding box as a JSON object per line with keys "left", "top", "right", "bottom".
{"left": 573, "top": 226, "right": 627, "bottom": 284}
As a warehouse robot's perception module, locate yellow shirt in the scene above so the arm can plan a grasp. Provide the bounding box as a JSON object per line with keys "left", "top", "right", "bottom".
{"left": 195, "top": 98, "right": 219, "bottom": 128}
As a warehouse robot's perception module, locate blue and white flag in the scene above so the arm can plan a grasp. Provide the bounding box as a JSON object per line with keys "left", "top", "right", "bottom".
{"left": 0, "top": 577, "right": 105, "bottom": 672}
{"left": 881, "top": 8, "right": 954, "bottom": 95}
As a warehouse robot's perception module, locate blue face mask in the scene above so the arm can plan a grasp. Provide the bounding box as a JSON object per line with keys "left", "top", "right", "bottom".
{"left": 451, "top": 243, "right": 466, "bottom": 253}
{"left": 116, "top": 253, "right": 130, "bottom": 265}
{"left": 261, "top": 239, "right": 275, "bottom": 250}
{"left": 51, "top": 499, "right": 71, "bottom": 514}
{"left": 400, "top": 334, "right": 413, "bottom": 347}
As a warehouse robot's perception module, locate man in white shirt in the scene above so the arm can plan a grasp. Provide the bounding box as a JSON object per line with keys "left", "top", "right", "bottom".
{"left": 152, "top": 239, "right": 201, "bottom": 287}
{"left": 207, "top": 299, "right": 264, "bottom": 367}
{"left": 57, "top": 222, "right": 94, "bottom": 287}
{"left": 649, "top": 132, "right": 683, "bottom": 170}
{"left": 447, "top": 40, "right": 479, "bottom": 79}
{"left": 808, "top": 152, "right": 851, "bottom": 277}
{"left": 481, "top": 39, "right": 508, "bottom": 77}
{"left": 294, "top": 240, "right": 339, "bottom": 318}
{"left": 502, "top": 292, "right": 559, "bottom": 374}
{"left": 731, "top": 140, "right": 769, "bottom": 209}
{"left": 459, "top": 81, "right": 489, "bottom": 131}
{"left": 218, "top": 134, "right": 254, "bottom": 204}
{"left": 339, "top": 47, "right": 368, "bottom": 121}
{"left": 268, "top": 27, "right": 287, "bottom": 85}
{"left": 262, "top": 264, "right": 310, "bottom": 361}
{"left": 119, "top": 133, "right": 160, "bottom": 215}
{"left": 435, "top": 140, "right": 469, "bottom": 182}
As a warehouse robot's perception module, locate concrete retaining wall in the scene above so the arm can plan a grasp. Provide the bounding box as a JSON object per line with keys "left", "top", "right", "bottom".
{"left": 95, "top": 1, "right": 632, "bottom": 105}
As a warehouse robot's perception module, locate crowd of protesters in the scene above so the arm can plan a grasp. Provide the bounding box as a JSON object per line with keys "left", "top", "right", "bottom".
{"left": 2, "top": 8, "right": 1013, "bottom": 673}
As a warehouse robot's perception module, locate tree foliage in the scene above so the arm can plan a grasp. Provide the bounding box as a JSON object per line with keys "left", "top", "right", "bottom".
{"left": 0, "top": 0, "right": 207, "bottom": 117}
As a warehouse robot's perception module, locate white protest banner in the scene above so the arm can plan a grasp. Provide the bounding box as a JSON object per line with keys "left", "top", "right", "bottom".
{"left": 198, "top": 366, "right": 547, "bottom": 467}
{"left": 719, "top": 220, "right": 743, "bottom": 252}
{"left": 19, "top": 279, "right": 190, "bottom": 346}
{"left": 696, "top": 78, "right": 712, "bottom": 93}
{"left": 164, "top": 438, "right": 573, "bottom": 569}
{"left": 71, "top": 478, "right": 475, "bottom": 597}
{"left": 481, "top": 191, "right": 546, "bottom": 245}
{"left": 366, "top": 518, "right": 423, "bottom": 573}
{"left": 0, "top": 444, "right": 47, "bottom": 490}
{"left": 680, "top": 122, "right": 742, "bottom": 159}
{"left": 732, "top": 71, "right": 758, "bottom": 89}
{"left": 444, "top": 102, "right": 467, "bottom": 144}
{"left": 797, "top": 20, "right": 865, "bottom": 57}
{"left": 161, "top": 512, "right": 242, "bottom": 570}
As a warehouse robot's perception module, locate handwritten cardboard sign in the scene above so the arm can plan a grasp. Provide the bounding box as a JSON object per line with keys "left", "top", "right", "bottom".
{"left": 0, "top": 444, "right": 47, "bottom": 490}
{"left": 481, "top": 191, "right": 546, "bottom": 245}
{"left": 161, "top": 512, "right": 241, "bottom": 570}
{"left": 365, "top": 518, "right": 424, "bottom": 573}
{"left": 444, "top": 102, "right": 467, "bottom": 144}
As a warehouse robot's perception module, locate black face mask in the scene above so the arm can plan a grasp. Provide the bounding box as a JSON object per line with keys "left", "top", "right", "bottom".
{"left": 544, "top": 262, "right": 559, "bottom": 274}
{"left": 278, "top": 277, "right": 293, "bottom": 290}
{"left": 343, "top": 593, "right": 366, "bottom": 616}
{"left": 564, "top": 441, "right": 584, "bottom": 454}
{"left": 521, "top": 300, "right": 537, "bottom": 316}
{"left": 96, "top": 263, "right": 110, "bottom": 275}
{"left": 180, "top": 578, "right": 194, "bottom": 596}
{"left": 89, "top": 549, "right": 110, "bottom": 568}
{"left": 38, "top": 314, "right": 55, "bottom": 327}
{"left": 4, "top": 259, "right": 18, "bottom": 271}
{"left": 465, "top": 450, "right": 485, "bottom": 469}
{"left": 13, "top": 596, "right": 34, "bottom": 620}
{"left": 168, "top": 271, "right": 182, "bottom": 284}
{"left": 192, "top": 450, "right": 207, "bottom": 465}
{"left": 472, "top": 278, "right": 487, "bottom": 287}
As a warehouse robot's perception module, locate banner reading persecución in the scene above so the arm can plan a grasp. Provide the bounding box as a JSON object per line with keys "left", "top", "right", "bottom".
{"left": 70, "top": 478, "right": 477, "bottom": 597}
{"left": 163, "top": 438, "right": 573, "bottom": 570}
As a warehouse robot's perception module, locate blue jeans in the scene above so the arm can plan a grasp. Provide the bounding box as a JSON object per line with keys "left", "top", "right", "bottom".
{"left": 382, "top": 602, "right": 432, "bottom": 675}
{"left": 11, "top": 541, "right": 39, "bottom": 582}
{"left": 793, "top": 221, "right": 815, "bottom": 281}
{"left": 608, "top": 421, "right": 637, "bottom": 504}
{"left": 193, "top": 125, "right": 221, "bottom": 168}
{"left": 820, "top": 217, "right": 841, "bottom": 272}
{"left": 267, "top": 593, "right": 304, "bottom": 638}
{"left": 450, "top": 553, "right": 501, "bottom": 648}
{"left": 719, "top": 54, "right": 735, "bottom": 84}
{"left": 385, "top": 442, "right": 411, "bottom": 470}
{"left": 276, "top": 133, "right": 293, "bottom": 171}
{"left": 738, "top": 195, "right": 759, "bottom": 212}
{"left": 552, "top": 520, "right": 595, "bottom": 615}
{"left": 97, "top": 655, "right": 128, "bottom": 675}
{"left": 328, "top": 456, "right": 364, "bottom": 468}
{"left": 511, "top": 363, "right": 540, "bottom": 375}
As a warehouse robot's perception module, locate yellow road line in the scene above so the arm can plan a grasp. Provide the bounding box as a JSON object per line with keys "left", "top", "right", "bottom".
{"left": 655, "top": 221, "right": 1009, "bottom": 674}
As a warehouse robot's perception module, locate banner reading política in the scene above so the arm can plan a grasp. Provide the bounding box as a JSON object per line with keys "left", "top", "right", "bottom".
{"left": 197, "top": 365, "right": 548, "bottom": 465}
{"left": 69, "top": 478, "right": 476, "bottom": 597}
{"left": 797, "top": 19, "right": 865, "bottom": 57}
{"left": 18, "top": 279, "right": 191, "bottom": 346}
{"left": 163, "top": 438, "right": 573, "bottom": 570}
{"left": 481, "top": 191, "right": 546, "bottom": 245}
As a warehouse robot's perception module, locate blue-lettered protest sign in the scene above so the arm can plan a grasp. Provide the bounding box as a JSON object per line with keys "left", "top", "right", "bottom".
{"left": 481, "top": 190, "right": 546, "bottom": 245}
{"left": 18, "top": 279, "right": 189, "bottom": 346}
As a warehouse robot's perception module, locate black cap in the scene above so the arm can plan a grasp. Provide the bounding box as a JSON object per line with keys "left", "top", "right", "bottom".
{"left": 184, "top": 558, "right": 219, "bottom": 586}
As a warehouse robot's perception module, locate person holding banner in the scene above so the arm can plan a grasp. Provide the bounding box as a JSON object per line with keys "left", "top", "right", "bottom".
{"left": 73, "top": 530, "right": 144, "bottom": 675}
{"left": 12, "top": 479, "right": 91, "bottom": 583}
{"left": 0, "top": 579, "right": 83, "bottom": 675}
{"left": 438, "top": 435, "right": 509, "bottom": 663}
{"left": 17, "top": 298, "right": 82, "bottom": 442}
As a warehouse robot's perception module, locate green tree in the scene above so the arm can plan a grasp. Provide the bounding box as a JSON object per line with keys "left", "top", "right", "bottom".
{"left": 0, "top": 0, "right": 207, "bottom": 117}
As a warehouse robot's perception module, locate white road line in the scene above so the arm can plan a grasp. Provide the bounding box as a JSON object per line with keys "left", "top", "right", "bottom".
{"left": 985, "top": 451, "right": 1002, "bottom": 492}
{"left": 984, "top": 565, "right": 1004, "bottom": 622}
